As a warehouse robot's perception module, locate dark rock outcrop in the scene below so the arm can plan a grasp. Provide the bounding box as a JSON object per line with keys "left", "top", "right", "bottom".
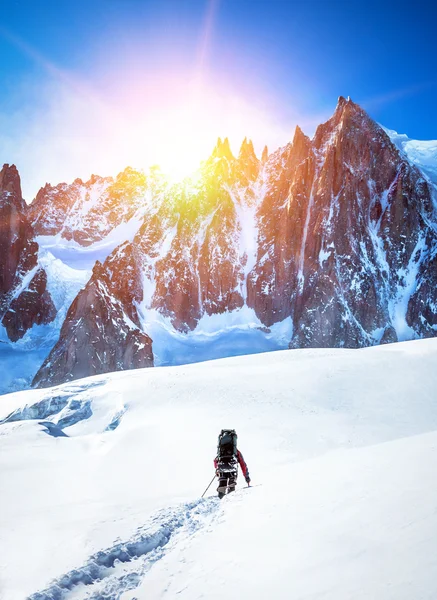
{"left": 248, "top": 98, "right": 436, "bottom": 347}
{"left": 0, "top": 164, "right": 56, "bottom": 341}
{"left": 261, "top": 145, "right": 269, "bottom": 164}
{"left": 2, "top": 268, "right": 56, "bottom": 342}
{"left": 33, "top": 242, "right": 153, "bottom": 388}
{"left": 247, "top": 125, "right": 314, "bottom": 325}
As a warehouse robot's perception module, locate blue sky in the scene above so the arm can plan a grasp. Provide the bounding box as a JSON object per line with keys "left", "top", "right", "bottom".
{"left": 1, "top": 0, "right": 436, "bottom": 198}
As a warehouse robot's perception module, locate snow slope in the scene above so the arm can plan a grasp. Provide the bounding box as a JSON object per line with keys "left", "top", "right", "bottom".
{"left": 1, "top": 339, "right": 437, "bottom": 599}
{"left": 385, "top": 127, "right": 437, "bottom": 186}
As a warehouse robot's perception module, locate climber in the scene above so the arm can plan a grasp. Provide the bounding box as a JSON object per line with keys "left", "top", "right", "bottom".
{"left": 214, "top": 429, "right": 250, "bottom": 498}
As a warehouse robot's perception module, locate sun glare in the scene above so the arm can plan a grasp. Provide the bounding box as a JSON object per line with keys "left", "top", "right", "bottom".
{"left": 103, "top": 77, "right": 287, "bottom": 183}
{"left": 116, "top": 86, "right": 233, "bottom": 181}
{"left": 7, "top": 56, "right": 291, "bottom": 198}
{"left": 144, "top": 99, "right": 209, "bottom": 181}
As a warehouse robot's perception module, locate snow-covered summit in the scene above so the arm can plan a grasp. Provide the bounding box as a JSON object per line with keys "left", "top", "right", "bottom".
{"left": 384, "top": 126, "right": 437, "bottom": 185}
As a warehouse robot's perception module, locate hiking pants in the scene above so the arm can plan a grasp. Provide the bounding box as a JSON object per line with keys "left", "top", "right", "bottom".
{"left": 217, "top": 471, "right": 237, "bottom": 497}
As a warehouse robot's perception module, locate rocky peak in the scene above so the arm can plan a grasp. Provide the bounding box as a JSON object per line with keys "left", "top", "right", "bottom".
{"left": 212, "top": 137, "right": 234, "bottom": 161}
{"left": 27, "top": 180, "right": 81, "bottom": 236}
{"left": 331, "top": 95, "right": 361, "bottom": 121}
{"left": 202, "top": 138, "right": 237, "bottom": 185}
{"left": 310, "top": 94, "right": 404, "bottom": 206}
{"left": 313, "top": 95, "right": 383, "bottom": 154}
{"left": 236, "top": 137, "right": 260, "bottom": 184}
{"left": 30, "top": 182, "right": 60, "bottom": 208}
{"left": 335, "top": 94, "right": 351, "bottom": 111}
{"left": 0, "top": 165, "right": 35, "bottom": 299}
{"left": 239, "top": 137, "right": 256, "bottom": 161}
{"left": 114, "top": 166, "right": 145, "bottom": 185}
{"left": 261, "top": 145, "right": 269, "bottom": 163}
{"left": 335, "top": 96, "right": 376, "bottom": 132}
{"left": 0, "top": 164, "right": 24, "bottom": 208}
{"left": 28, "top": 171, "right": 126, "bottom": 244}
{"left": 0, "top": 165, "right": 56, "bottom": 340}
{"left": 33, "top": 240, "right": 153, "bottom": 388}
{"left": 89, "top": 173, "right": 106, "bottom": 186}
{"left": 247, "top": 97, "right": 437, "bottom": 351}
{"left": 291, "top": 125, "right": 312, "bottom": 160}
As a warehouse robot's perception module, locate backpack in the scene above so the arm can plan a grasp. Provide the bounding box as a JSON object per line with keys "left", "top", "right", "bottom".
{"left": 217, "top": 429, "right": 237, "bottom": 460}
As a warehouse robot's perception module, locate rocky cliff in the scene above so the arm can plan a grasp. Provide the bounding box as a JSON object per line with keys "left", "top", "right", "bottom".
{"left": 249, "top": 97, "right": 436, "bottom": 347}
{"left": 32, "top": 241, "right": 153, "bottom": 387}
{"left": 0, "top": 164, "right": 56, "bottom": 342}
{"left": 6, "top": 98, "right": 437, "bottom": 388}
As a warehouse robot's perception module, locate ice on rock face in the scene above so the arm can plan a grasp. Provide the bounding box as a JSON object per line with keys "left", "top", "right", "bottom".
{"left": 384, "top": 127, "right": 437, "bottom": 185}
{"left": 139, "top": 306, "right": 293, "bottom": 367}
{"left": 0, "top": 249, "right": 91, "bottom": 395}
{"left": 0, "top": 393, "right": 70, "bottom": 424}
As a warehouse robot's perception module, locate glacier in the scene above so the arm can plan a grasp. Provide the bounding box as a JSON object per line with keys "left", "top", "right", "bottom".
{"left": 0, "top": 340, "right": 437, "bottom": 599}
{"left": 385, "top": 126, "right": 437, "bottom": 186}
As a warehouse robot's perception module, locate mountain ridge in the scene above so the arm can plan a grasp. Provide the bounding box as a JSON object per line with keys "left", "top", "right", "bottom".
{"left": 1, "top": 97, "right": 437, "bottom": 391}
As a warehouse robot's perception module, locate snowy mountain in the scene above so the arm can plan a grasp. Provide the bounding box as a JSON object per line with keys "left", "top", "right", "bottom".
{"left": 384, "top": 126, "right": 437, "bottom": 186}
{"left": 26, "top": 169, "right": 153, "bottom": 247}
{"left": 1, "top": 339, "right": 437, "bottom": 599}
{"left": 32, "top": 242, "right": 154, "bottom": 388}
{"left": 1, "top": 97, "right": 437, "bottom": 393}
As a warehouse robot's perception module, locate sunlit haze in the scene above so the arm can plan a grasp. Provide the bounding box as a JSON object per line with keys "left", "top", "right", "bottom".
{"left": 21, "top": 69, "right": 292, "bottom": 195}
{"left": 1, "top": 0, "right": 436, "bottom": 199}
{"left": 0, "top": 38, "right": 298, "bottom": 199}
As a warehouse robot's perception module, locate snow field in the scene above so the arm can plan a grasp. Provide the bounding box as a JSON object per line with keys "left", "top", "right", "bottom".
{"left": 142, "top": 431, "right": 437, "bottom": 600}
{"left": 0, "top": 339, "right": 437, "bottom": 598}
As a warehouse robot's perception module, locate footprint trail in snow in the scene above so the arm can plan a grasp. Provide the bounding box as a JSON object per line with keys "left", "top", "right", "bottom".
{"left": 28, "top": 497, "right": 220, "bottom": 600}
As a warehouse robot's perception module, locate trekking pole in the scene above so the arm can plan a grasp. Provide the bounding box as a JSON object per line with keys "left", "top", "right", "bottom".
{"left": 201, "top": 473, "right": 216, "bottom": 498}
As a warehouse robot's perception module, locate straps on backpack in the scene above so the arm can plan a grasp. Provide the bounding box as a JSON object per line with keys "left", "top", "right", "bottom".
{"left": 217, "top": 429, "right": 238, "bottom": 458}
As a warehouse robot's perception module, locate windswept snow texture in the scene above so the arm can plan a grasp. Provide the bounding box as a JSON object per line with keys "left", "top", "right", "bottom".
{"left": 28, "top": 499, "right": 219, "bottom": 600}
{"left": 385, "top": 127, "right": 437, "bottom": 186}
{"left": 1, "top": 340, "right": 437, "bottom": 599}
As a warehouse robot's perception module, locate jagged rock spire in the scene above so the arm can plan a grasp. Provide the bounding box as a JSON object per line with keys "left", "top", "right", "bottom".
{"left": 0, "top": 164, "right": 24, "bottom": 207}
{"left": 312, "top": 94, "right": 379, "bottom": 154}
{"left": 239, "top": 137, "right": 257, "bottom": 162}
{"left": 0, "top": 164, "right": 56, "bottom": 340}
{"left": 261, "top": 145, "right": 269, "bottom": 163}
{"left": 292, "top": 125, "right": 312, "bottom": 158}
{"left": 212, "top": 136, "right": 234, "bottom": 161}
{"left": 33, "top": 242, "right": 153, "bottom": 388}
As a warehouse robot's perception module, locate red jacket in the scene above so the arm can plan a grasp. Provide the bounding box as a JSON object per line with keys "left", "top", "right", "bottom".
{"left": 214, "top": 449, "right": 249, "bottom": 479}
